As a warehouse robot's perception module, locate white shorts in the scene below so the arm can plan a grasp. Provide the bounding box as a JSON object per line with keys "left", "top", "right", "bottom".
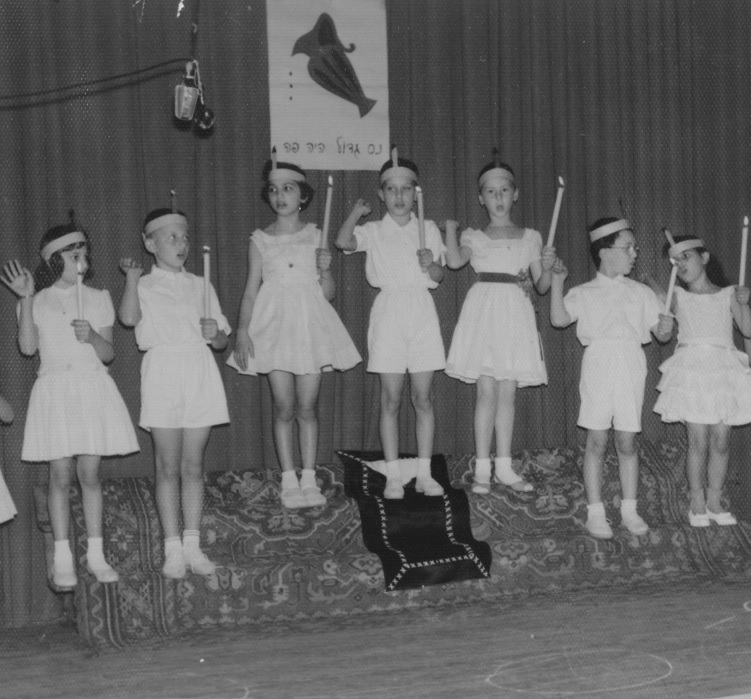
{"left": 140, "top": 344, "right": 229, "bottom": 429}
{"left": 578, "top": 340, "right": 646, "bottom": 433}
{"left": 367, "top": 288, "right": 446, "bottom": 374}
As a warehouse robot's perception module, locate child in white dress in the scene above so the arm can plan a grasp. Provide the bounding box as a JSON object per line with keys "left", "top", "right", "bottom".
{"left": 119, "top": 206, "right": 230, "bottom": 578}
{"left": 0, "top": 394, "right": 17, "bottom": 525}
{"left": 445, "top": 159, "right": 555, "bottom": 494}
{"left": 654, "top": 235, "right": 751, "bottom": 526}
{"left": 2, "top": 224, "right": 139, "bottom": 586}
{"left": 230, "top": 158, "right": 361, "bottom": 509}
{"left": 336, "top": 149, "right": 446, "bottom": 500}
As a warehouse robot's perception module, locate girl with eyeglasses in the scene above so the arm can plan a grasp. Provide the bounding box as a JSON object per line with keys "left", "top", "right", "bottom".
{"left": 654, "top": 235, "right": 751, "bottom": 527}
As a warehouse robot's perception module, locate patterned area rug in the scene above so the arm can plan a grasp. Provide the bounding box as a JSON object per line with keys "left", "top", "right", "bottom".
{"left": 338, "top": 451, "right": 492, "bottom": 591}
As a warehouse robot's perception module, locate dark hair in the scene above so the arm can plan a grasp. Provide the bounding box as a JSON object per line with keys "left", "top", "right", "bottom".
{"left": 477, "top": 161, "right": 516, "bottom": 191}
{"left": 260, "top": 160, "right": 315, "bottom": 211}
{"left": 662, "top": 234, "right": 730, "bottom": 288}
{"left": 379, "top": 156, "right": 419, "bottom": 183}
{"left": 34, "top": 223, "right": 92, "bottom": 290}
{"left": 143, "top": 208, "right": 188, "bottom": 236}
{"left": 588, "top": 216, "right": 628, "bottom": 266}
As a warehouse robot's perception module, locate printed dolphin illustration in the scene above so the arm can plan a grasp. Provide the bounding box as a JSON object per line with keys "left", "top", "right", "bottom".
{"left": 292, "top": 13, "right": 377, "bottom": 118}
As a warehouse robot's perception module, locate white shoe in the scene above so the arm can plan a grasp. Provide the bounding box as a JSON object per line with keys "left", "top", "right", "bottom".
{"left": 622, "top": 511, "right": 649, "bottom": 536}
{"left": 86, "top": 560, "right": 120, "bottom": 584}
{"left": 301, "top": 484, "right": 327, "bottom": 507}
{"left": 162, "top": 550, "right": 187, "bottom": 579}
{"left": 384, "top": 478, "right": 404, "bottom": 499}
{"left": 585, "top": 513, "right": 613, "bottom": 539}
{"left": 281, "top": 483, "right": 308, "bottom": 509}
{"left": 52, "top": 562, "right": 78, "bottom": 588}
{"left": 706, "top": 509, "right": 737, "bottom": 526}
{"left": 415, "top": 476, "right": 444, "bottom": 497}
{"left": 185, "top": 550, "right": 216, "bottom": 576}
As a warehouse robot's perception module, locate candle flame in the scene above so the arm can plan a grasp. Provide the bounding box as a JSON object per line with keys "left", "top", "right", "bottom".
{"left": 327, "top": 175, "right": 333, "bottom": 186}
{"left": 415, "top": 185, "right": 422, "bottom": 194}
{"left": 76, "top": 258, "right": 84, "bottom": 274}
{"left": 558, "top": 176, "right": 565, "bottom": 187}
{"left": 745, "top": 216, "right": 749, "bottom": 226}
{"left": 203, "top": 246, "right": 210, "bottom": 253}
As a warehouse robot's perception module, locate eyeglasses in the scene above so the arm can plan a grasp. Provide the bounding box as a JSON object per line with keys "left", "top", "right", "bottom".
{"left": 610, "top": 244, "right": 639, "bottom": 254}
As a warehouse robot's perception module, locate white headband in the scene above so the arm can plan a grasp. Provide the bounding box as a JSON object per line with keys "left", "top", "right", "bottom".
{"left": 589, "top": 218, "right": 632, "bottom": 242}
{"left": 144, "top": 213, "right": 188, "bottom": 236}
{"left": 268, "top": 167, "right": 306, "bottom": 185}
{"left": 380, "top": 146, "right": 417, "bottom": 185}
{"left": 669, "top": 239, "right": 705, "bottom": 258}
{"left": 478, "top": 167, "right": 516, "bottom": 188}
{"left": 41, "top": 231, "right": 86, "bottom": 261}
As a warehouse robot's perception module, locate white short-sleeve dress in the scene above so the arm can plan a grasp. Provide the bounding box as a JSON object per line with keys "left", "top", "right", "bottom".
{"left": 446, "top": 228, "right": 547, "bottom": 386}
{"left": 22, "top": 285, "right": 139, "bottom": 462}
{"left": 654, "top": 286, "right": 751, "bottom": 425}
{"left": 229, "top": 224, "right": 361, "bottom": 376}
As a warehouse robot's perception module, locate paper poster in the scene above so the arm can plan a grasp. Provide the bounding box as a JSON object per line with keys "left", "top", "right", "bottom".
{"left": 267, "top": 0, "right": 389, "bottom": 171}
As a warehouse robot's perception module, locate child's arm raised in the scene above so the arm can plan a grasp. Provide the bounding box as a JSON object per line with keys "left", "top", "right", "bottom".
{"left": 335, "top": 199, "right": 371, "bottom": 252}
{"left": 317, "top": 248, "right": 335, "bottom": 301}
{"left": 549, "top": 258, "right": 573, "bottom": 328}
{"left": 531, "top": 246, "right": 556, "bottom": 295}
{"left": 444, "top": 220, "right": 471, "bottom": 269}
{"left": 1, "top": 260, "right": 38, "bottom": 355}
{"left": 731, "top": 285, "right": 751, "bottom": 338}
{"left": 118, "top": 258, "right": 143, "bottom": 327}
{"left": 233, "top": 238, "right": 263, "bottom": 371}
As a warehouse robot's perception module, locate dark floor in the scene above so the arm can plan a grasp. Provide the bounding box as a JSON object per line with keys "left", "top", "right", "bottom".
{"left": 4, "top": 579, "right": 751, "bottom": 699}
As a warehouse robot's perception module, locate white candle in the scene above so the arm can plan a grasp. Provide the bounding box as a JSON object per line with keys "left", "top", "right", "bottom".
{"left": 546, "top": 176, "right": 565, "bottom": 248}
{"left": 321, "top": 175, "right": 333, "bottom": 249}
{"left": 664, "top": 262, "right": 678, "bottom": 314}
{"left": 416, "top": 186, "right": 425, "bottom": 250}
{"left": 662, "top": 227, "right": 676, "bottom": 248}
{"left": 203, "top": 246, "right": 211, "bottom": 318}
{"left": 76, "top": 259, "right": 84, "bottom": 319}
{"left": 741, "top": 216, "right": 749, "bottom": 287}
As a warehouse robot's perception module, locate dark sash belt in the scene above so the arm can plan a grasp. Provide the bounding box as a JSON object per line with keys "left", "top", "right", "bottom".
{"left": 476, "top": 272, "right": 521, "bottom": 284}
{"left": 475, "top": 271, "right": 538, "bottom": 311}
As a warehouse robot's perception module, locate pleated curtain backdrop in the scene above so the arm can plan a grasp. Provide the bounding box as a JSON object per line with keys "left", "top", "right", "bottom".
{"left": 2, "top": 0, "right": 751, "bottom": 627}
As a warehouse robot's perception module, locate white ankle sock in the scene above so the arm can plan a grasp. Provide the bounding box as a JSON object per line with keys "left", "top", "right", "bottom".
{"left": 54, "top": 539, "right": 74, "bottom": 568}
{"left": 494, "top": 456, "right": 518, "bottom": 483}
{"left": 86, "top": 537, "right": 107, "bottom": 566}
{"left": 385, "top": 460, "right": 400, "bottom": 480}
{"left": 182, "top": 529, "right": 200, "bottom": 553}
{"left": 474, "top": 458, "right": 491, "bottom": 482}
{"left": 620, "top": 499, "right": 638, "bottom": 516}
{"left": 416, "top": 458, "right": 432, "bottom": 479}
{"left": 587, "top": 502, "right": 606, "bottom": 518}
{"left": 281, "top": 470, "right": 299, "bottom": 489}
{"left": 164, "top": 536, "right": 182, "bottom": 556}
{"left": 300, "top": 469, "right": 317, "bottom": 488}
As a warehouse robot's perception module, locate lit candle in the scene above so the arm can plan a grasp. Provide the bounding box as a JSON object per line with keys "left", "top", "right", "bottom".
{"left": 416, "top": 186, "right": 425, "bottom": 250}
{"left": 546, "top": 176, "right": 565, "bottom": 248}
{"left": 664, "top": 262, "right": 678, "bottom": 314}
{"left": 76, "top": 258, "right": 84, "bottom": 319}
{"left": 203, "top": 246, "right": 211, "bottom": 318}
{"left": 321, "top": 175, "right": 333, "bottom": 249}
{"left": 741, "top": 216, "right": 749, "bottom": 287}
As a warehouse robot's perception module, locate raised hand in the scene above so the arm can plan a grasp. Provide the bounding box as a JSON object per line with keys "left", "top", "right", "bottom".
{"left": 119, "top": 257, "right": 144, "bottom": 280}
{"left": 352, "top": 199, "right": 372, "bottom": 220}
{"left": 1, "top": 260, "right": 34, "bottom": 298}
